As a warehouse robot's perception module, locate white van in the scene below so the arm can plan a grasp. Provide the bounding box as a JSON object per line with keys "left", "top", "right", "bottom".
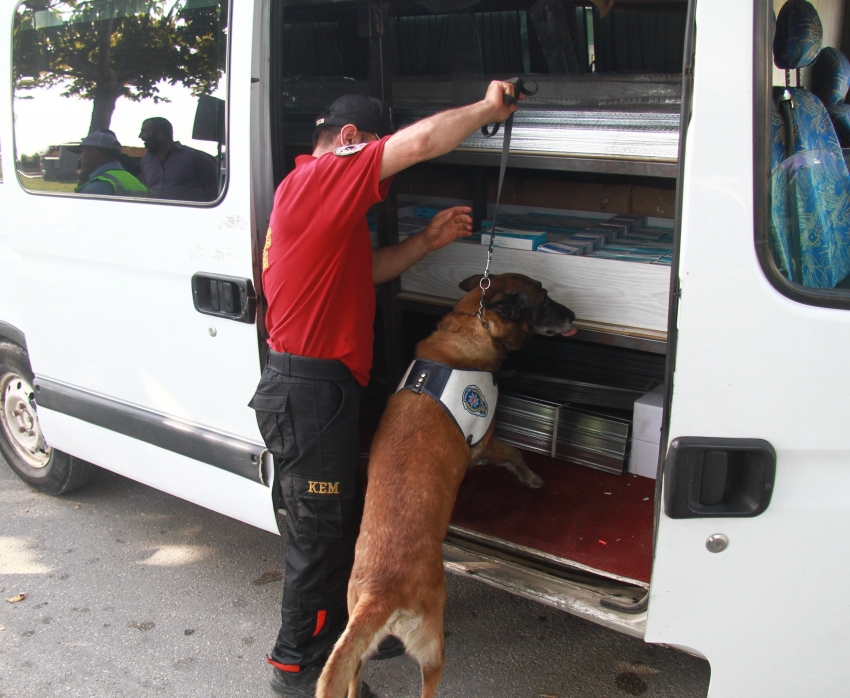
{"left": 1, "top": 0, "right": 848, "bottom": 694}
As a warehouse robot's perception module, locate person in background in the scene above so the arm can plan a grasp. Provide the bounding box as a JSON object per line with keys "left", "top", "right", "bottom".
{"left": 70, "top": 131, "right": 150, "bottom": 197}
{"left": 138, "top": 117, "right": 219, "bottom": 202}
{"left": 102, "top": 129, "right": 143, "bottom": 178}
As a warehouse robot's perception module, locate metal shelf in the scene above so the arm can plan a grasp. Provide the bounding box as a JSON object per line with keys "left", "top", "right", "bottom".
{"left": 392, "top": 291, "right": 668, "bottom": 355}
{"left": 431, "top": 149, "right": 678, "bottom": 179}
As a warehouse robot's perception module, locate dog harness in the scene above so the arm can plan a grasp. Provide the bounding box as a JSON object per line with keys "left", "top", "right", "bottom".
{"left": 396, "top": 359, "right": 498, "bottom": 447}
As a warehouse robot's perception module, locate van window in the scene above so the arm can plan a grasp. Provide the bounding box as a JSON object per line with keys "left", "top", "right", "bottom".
{"left": 12, "top": 0, "right": 228, "bottom": 204}
{"left": 762, "top": 0, "right": 850, "bottom": 297}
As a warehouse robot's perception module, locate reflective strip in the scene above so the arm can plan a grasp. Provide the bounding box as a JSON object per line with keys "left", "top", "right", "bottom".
{"left": 94, "top": 170, "right": 150, "bottom": 196}
{"left": 266, "top": 656, "right": 300, "bottom": 672}
{"left": 313, "top": 609, "right": 327, "bottom": 636}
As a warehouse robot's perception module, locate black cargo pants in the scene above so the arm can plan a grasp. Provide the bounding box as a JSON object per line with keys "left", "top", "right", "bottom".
{"left": 249, "top": 351, "right": 363, "bottom": 668}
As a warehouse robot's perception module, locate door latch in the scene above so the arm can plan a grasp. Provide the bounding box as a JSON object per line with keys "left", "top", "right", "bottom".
{"left": 191, "top": 273, "right": 256, "bottom": 324}
{"left": 663, "top": 437, "right": 776, "bottom": 519}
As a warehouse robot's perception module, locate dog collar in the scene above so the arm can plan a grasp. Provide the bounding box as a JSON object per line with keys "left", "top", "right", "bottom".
{"left": 396, "top": 359, "right": 498, "bottom": 447}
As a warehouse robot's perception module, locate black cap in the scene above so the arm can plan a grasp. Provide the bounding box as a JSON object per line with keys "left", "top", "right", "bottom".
{"left": 314, "top": 95, "right": 393, "bottom": 138}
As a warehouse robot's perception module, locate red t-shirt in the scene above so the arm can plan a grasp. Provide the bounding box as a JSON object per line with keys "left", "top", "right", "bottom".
{"left": 262, "top": 137, "right": 393, "bottom": 387}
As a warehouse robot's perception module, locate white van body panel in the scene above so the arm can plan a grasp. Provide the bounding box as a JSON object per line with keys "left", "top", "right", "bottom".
{"left": 0, "top": 0, "right": 278, "bottom": 532}
{"left": 0, "top": 230, "right": 24, "bottom": 341}
{"left": 38, "top": 408, "right": 279, "bottom": 533}
{"left": 646, "top": 0, "right": 850, "bottom": 694}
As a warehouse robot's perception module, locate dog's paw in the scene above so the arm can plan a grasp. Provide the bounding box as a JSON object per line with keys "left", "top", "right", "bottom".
{"left": 520, "top": 469, "right": 544, "bottom": 489}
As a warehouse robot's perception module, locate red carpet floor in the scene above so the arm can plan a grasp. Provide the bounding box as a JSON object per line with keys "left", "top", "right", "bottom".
{"left": 450, "top": 451, "right": 655, "bottom": 584}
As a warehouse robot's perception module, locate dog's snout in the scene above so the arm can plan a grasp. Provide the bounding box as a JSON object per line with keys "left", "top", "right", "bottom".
{"left": 534, "top": 296, "right": 576, "bottom": 336}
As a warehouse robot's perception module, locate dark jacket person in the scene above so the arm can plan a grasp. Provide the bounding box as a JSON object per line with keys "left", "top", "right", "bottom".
{"left": 138, "top": 117, "right": 219, "bottom": 202}
{"left": 69, "top": 131, "right": 150, "bottom": 197}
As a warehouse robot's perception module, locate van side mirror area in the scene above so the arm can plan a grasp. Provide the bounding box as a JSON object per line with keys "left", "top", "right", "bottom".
{"left": 663, "top": 437, "right": 776, "bottom": 518}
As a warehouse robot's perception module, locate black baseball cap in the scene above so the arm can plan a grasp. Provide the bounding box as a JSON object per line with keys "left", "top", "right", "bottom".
{"left": 314, "top": 94, "right": 393, "bottom": 138}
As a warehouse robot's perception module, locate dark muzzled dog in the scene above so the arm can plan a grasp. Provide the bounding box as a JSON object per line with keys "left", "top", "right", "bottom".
{"left": 316, "top": 273, "right": 576, "bottom": 698}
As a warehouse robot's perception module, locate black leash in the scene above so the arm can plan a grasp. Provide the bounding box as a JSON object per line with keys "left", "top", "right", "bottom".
{"left": 476, "top": 78, "right": 538, "bottom": 319}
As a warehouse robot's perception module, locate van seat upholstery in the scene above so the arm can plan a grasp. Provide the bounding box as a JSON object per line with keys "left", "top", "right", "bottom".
{"left": 811, "top": 47, "right": 850, "bottom": 147}
{"left": 770, "top": 0, "right": 850, "bottom": 288}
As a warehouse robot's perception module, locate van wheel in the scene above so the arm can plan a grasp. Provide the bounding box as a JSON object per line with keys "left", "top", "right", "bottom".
{"left": 0, "top": 341, "right": 97, "bottom": 495}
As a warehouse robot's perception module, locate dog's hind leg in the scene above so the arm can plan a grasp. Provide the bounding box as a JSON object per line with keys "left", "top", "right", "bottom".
{"left": 421, "top": 661, "right": 445, "bottom": 698}
{"left": 478, "top": 438, "right": 544, "bottom": 488}
{"left": 399, "top": 597, "right": 446, "bottom": 698}
{"left": 346, "top": 660, "right": 367, "bottom": 698}
{"left": 407, "top": 620, "right": 444, "bottom": 698}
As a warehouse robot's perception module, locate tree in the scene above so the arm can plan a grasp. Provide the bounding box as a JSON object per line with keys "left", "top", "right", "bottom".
{"left": 13, "top": 0, "right": 226, "bottom": 134}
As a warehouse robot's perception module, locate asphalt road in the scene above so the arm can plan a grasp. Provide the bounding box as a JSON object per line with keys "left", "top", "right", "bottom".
{"left": 0, "top": 462, "right": 710, "bottom": 698}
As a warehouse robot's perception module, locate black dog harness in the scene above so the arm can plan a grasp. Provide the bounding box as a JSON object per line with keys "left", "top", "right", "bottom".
{"left": 397, "top": 359, "right": 498, "bottom": 447}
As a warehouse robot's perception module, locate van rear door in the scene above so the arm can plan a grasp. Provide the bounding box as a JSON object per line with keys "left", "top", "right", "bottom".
{"left": 647, "top": 0, "right": 850, "bottom": 693}
{"left": 6, "top": 0, "right": 276, "bottom": 532}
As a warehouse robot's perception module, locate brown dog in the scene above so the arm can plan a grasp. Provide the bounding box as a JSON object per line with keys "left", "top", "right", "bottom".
{"left": 316, "top": 273, "right": 576, "bottom": 698}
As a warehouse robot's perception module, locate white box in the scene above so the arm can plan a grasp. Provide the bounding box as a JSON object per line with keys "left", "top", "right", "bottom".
{"left": 629, "top": 437, "right": 661, "bottom": 479}
{"left": 632, "top": 384, "right": 664, "bottom": 444}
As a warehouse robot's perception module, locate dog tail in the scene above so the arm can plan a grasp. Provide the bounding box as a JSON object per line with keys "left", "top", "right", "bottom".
{"left": 316, "top": 594, "right": 391, "bottom": 698}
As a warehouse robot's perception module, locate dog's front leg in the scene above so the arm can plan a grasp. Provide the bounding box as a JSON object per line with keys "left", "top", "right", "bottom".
{"left": 474, "top": 438, "right": 544, "bottom": 488}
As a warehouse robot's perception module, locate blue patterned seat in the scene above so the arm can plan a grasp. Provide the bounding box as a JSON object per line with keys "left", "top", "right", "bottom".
{"left": 770, "top": 0, "right": 850, "bottom": 287}
{"left": 811, "top": 47, "right": 850, "bottom": 146}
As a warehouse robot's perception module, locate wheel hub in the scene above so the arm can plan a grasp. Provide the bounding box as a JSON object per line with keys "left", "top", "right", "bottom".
{"left": 0, "top": 372, "right": 51, "bottom": 469}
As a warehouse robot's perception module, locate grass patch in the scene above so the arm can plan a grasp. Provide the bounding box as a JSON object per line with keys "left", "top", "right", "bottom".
{"left": 18, "top": 175, "right": 76, "bottom": 193}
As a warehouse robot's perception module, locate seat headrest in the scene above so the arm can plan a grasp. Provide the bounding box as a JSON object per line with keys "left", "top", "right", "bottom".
{"left": 811, "top": 47, "right": 850, "bottom": 106}
{"left": 774, "top": 0, "right": 823, "bottom": 70}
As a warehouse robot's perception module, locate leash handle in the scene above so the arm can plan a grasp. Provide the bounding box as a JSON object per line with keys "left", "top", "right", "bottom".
{"left": 479, "top": 78, "right": 538, "bottom": 139}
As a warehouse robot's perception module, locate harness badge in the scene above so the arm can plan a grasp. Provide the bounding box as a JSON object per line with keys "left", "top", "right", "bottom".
{"left": 462, "top": 385, "right": 488, "bottom": 417}
{"left": 333, "top": 143, "right": 369, "bottom": 157}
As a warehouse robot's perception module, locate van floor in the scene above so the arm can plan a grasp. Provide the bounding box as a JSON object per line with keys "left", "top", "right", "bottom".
{"left": 359, "top": 409, "right": 654, "bottom": 586}
{"left": 452, "top": 451, "right": 654, "bottom": 584}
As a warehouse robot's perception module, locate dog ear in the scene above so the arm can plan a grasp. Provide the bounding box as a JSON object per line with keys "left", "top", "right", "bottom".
{"left": 458, "top": 275, "right": 484, "bottom": 292}
{"left": 483, "top": 291, "right": 526, "bottom": 323}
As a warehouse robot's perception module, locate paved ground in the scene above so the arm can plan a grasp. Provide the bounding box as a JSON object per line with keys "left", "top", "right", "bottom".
{"left": 0, "top": 462, "right": 710, "bottom": 698}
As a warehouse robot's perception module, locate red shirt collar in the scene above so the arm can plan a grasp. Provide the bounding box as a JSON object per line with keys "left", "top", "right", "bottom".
{"left": 294, "top": 154, "right": 316, "bottom": 168}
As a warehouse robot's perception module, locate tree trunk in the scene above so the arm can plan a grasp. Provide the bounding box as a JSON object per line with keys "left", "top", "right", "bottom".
{"left": 88, "top": 89, "right": 121, "bottom": 134}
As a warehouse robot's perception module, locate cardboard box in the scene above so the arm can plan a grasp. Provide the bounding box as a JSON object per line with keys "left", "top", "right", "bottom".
{"left": 628, "top": 437, "right": 661, "bottom": 479}
{"left": 632, "top": 384, "right": 664, "bottom": 444}
{"left": 481, "top": 228, "right": 547, "bottom": 251}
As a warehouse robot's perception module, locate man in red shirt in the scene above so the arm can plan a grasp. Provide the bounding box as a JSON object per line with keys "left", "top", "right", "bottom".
{"left": 251, "top": 81, "right": 519, "bottom": 697}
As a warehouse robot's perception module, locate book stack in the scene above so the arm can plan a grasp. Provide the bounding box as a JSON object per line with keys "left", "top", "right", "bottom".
{"left": 480, "top": 211, "right": 674, "bottom": 265}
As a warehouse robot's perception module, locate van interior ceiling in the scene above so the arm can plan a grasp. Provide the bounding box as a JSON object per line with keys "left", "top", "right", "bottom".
{"left": 268, "top": 0, "right": 688, "bottom": 600}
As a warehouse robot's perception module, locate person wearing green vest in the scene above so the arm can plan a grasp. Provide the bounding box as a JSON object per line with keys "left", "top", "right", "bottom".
{"left": 69, "top": 131, "right": 150, "bottom": 197}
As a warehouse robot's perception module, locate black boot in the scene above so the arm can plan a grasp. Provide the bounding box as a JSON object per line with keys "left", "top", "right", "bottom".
{"left": 268, "top": 659, "right": 374, "bottom": 697}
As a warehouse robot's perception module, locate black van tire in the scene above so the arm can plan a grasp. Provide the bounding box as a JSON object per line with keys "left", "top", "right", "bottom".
{"left": 0, "top": 341, "right": 97, "bottom": 495}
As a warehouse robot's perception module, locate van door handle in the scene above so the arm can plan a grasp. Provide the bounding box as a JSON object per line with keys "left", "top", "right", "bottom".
{"left": 663, "top": 437, "right": 776, "bottom": 519}
{"left": 191, "top": 273, "right": 256, "bottom": 324}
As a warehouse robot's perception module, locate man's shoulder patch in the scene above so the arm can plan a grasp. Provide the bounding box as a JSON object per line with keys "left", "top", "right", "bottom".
{"left": 333, "top": 142, "right": 369, "bottom": 157}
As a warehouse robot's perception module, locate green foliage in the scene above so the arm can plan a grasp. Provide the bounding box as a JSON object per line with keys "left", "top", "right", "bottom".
{"left": 19, "top": 152, "right": 41, "bottom": 169}
{"left": 13, "top": 0, "right": 226, "bottom": 131}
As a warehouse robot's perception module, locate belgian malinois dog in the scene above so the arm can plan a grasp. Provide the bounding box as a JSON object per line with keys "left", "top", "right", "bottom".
{"left": 317, "top": 273, "right": 576, "bottom": 698}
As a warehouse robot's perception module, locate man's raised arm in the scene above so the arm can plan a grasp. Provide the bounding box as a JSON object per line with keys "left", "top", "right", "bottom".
{"left": 379, "top": 80, "right": 520, "bottom": 181}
